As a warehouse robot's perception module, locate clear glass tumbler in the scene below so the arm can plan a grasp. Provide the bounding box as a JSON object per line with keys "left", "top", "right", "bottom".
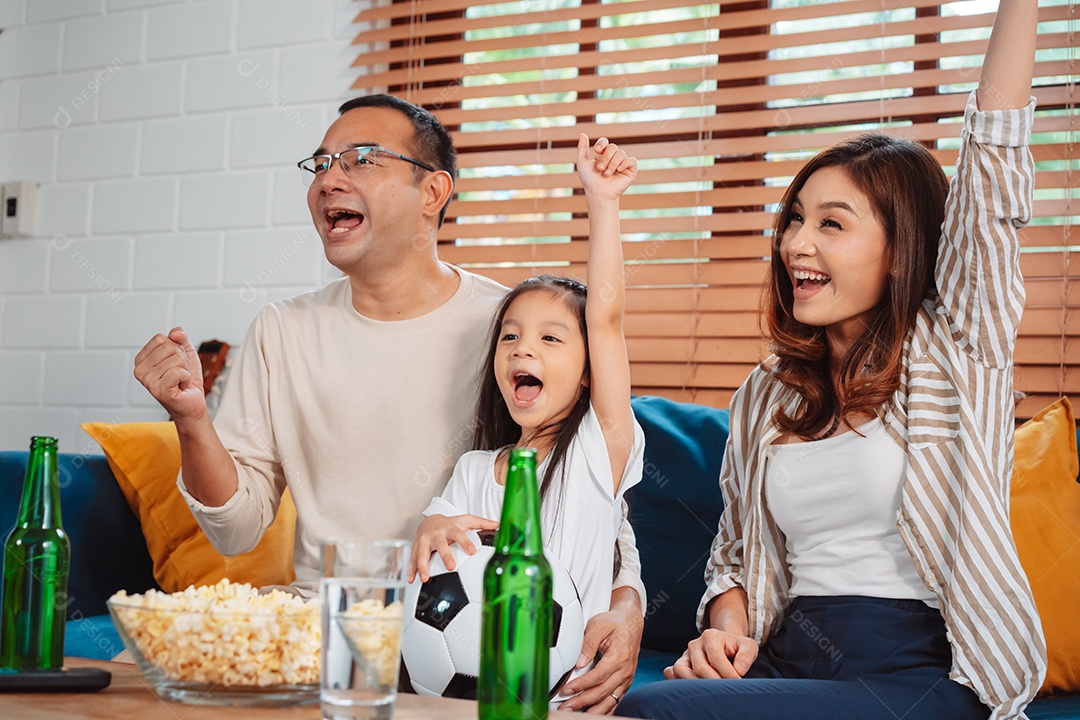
{"left": 319, "top": 538, "right": 410, "bottom": 720}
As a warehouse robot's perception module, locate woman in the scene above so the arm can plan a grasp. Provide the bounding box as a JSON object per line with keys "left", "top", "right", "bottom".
{"left": 617, "top": 1, "right": 1046, "bottom": 718}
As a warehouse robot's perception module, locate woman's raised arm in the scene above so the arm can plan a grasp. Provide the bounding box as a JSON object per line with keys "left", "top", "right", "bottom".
{"left": 978, "top": 0, "right": 1037, "bottom": 111}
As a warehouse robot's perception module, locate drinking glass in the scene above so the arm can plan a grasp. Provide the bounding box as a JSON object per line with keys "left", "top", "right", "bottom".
{"left": 320, "top": 538, "right": 410, "bottom": 720}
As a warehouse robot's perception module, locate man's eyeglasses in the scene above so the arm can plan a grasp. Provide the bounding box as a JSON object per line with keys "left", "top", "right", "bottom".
{"left": 297, "top": 146, "right": 436, "bottom": 187}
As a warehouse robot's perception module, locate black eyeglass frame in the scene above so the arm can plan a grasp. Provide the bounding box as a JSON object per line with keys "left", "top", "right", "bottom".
{"left": 297, "top": 145, "right": 436, "bottom": 183}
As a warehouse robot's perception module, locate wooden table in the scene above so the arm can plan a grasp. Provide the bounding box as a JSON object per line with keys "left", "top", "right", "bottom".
{"left": 0, "top": 658, "right": 582, "bottom": 719}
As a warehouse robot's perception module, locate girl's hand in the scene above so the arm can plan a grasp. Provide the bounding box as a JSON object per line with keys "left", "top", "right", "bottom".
{"left": 577, "top": 134, "right": 637, "bottom": 201}
{"left": 663, "top": 629, "right": 759, "bottom": 680}
{"left": 408, "top": 514, "right": 499, "bottom": 583}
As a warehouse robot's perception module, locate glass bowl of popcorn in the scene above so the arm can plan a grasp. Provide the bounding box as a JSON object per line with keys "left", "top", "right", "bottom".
{"left": 107, "top": 579, "right": 321, "bottom": 706}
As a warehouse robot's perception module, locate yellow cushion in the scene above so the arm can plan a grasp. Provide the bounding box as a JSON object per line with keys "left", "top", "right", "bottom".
{"left": 1009, "top": 397, "right": 1080, "bottom": 696}
{"left": 81, "top": 421, "right": 296, "bottom": 593}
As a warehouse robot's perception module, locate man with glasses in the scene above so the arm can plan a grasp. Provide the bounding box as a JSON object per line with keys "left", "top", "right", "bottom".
{"left": 133, "top": 94, "right": 644, "bottom": 712}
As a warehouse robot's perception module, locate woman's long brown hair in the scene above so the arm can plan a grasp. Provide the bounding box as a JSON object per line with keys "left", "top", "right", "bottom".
{"left": 765, "top": 133, "right": 949, "bottom": 440}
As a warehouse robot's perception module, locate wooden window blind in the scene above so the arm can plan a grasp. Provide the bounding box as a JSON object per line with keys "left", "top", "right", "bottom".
{"left": 349, "top": 0, "right": 1078, "bottom": 417}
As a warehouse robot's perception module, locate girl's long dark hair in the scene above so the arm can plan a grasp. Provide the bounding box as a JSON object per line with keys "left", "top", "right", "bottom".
{"left": 765, "top": 133, "right": 949, "bottom": 439}
{"left": 473, "top": 275, "right": 591, "bottom": 502}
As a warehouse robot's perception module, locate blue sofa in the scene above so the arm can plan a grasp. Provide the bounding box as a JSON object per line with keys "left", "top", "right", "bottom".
{"left": 0, "top": 450, "right": 158, "bottom": 660}
{"left": 625, "top": 396, "right": 1080, "bottom": 719}
{"left": 1, "top": 397, "right": 1077, "bottom": 717}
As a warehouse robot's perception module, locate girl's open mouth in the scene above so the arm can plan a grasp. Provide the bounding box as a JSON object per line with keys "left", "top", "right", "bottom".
{"left": 513, "top": 372, "right": 543, "bottom": 405}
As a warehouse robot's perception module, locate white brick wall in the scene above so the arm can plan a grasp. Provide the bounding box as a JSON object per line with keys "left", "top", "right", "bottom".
{"left": 0, "top": 1, "right": 370, "bottom": 450}
{"left": 146, "top": 0, "right": 231, "bottom": 61}
{"left": 223, "top": 227, "right": 323, "bottom": 288}
{"left": 36, "top": 183, "right": 92, "bottom": 237}
{"left": 58, "top": 123, "right": 139, "bottom": 180}
{"left": 27, "top": 1, "right": 103, "bottom": 24}
{"left": 0, "top": 131, "right": 58, "bottom": 183}
{"left": 0, "top": 240, "right": 48, "bottom": 293}
{"left": 134, "top": 232, "right": 222, "bottom": 289}
{"left": 0, "top": 82, "right": 18, "bottom": 131}
{"left": 173, "top": 290, "right": 263, "bottom": 348}
{"left": 279, "top": 42, "right": 356, "bottom": 106}
{"left": 180, "top": 172, "right": 268, "bottom": 230}
{"left": 0, "top": 352, "right": 43, "bottom": 404}
{"left": 61, "top": 13, "right": 144, "bottom": 72}
{"left": 84, "top": 292, "right": 170, "bottom": 347}
{"left": 231, "top": 107, "right": 321, "bottom": 169}
{"left": 237, "top": 0, "right": 331, "bottom": 50}
{"left": 44, "top": 351, "right": 130, "bottom": 406}
{"left": 93, "top": 177, "right": 175, "bottom": 233}
{"left": 49, "top": 236, "right": 132, "bottom": 293}
{"left": 271, "top": 166, "right": 315, "bottom": 225}
{"left": 141, "top": 115, "right": 227, "bottom": 174}
{"left": 0, "top": 407, "right": 82, "bottom": 456}
{"left": 3, "top": 296, "right": 83, "bottom": 349}
{"left": 99, "top": 61, "right": 184, "bottom": 121}
{"left": 186, "top": 51, "right": 276, "bottom": 113}
{"left": 19, "top": 74, "right": 100, "bottom": 129}
{"left": 0, "top": 23, "right": 61, "bottom": 79}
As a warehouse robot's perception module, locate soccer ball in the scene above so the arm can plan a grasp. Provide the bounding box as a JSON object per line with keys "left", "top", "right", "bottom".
{"left": 399, "top": 530, "right": 585, "bottom": 699}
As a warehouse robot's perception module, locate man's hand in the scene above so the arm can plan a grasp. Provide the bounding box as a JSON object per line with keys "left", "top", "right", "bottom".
{"left": 407, "top": 515, "right": 499, "bottom": 583}
{"left": 133, "top": 327, "right": 207, "bottom": 423}
{"left": 557, "top": 586, "right": 642, "bottom": 714}
{"left": 663, "top": 628, "right": 758, "bottom": 680}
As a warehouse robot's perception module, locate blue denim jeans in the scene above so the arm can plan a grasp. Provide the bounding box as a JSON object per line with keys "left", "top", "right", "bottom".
{"left": 617, "top": 596, "right": 989, "bottom": 720}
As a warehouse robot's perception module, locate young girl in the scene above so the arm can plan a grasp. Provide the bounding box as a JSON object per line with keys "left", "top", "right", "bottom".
{"left": 408, "top": 134, "right": 644, "bottom": 683}
{"left": 618, "top": 2, "right": 1045, "bottom": 719}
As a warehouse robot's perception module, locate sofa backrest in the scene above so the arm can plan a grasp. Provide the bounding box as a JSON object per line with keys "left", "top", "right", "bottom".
{"left": 628, "top": 396, "right": 729, "bottom": 653}
{"left": 0, "top": 451, "right": 158, "bottom": 619}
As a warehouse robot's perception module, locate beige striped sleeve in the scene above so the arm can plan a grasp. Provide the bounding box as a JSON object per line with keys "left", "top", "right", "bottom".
{"left": 935, "top": 91, "right": 1035, "bottom": 369}
{"left": 696, "top": 382, "right": 751, "bottom": 631}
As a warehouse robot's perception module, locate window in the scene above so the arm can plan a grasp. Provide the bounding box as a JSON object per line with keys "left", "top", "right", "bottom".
{"left": 349, "top": 0, "right": 1078, "bottom": 416}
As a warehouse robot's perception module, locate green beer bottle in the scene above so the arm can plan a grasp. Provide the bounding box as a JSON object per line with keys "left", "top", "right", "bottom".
{"left": 479, "top": 447, "right": 553, "bottom": 720}
{"left": 1, "top": 436, "right": 70, "bottom": 670}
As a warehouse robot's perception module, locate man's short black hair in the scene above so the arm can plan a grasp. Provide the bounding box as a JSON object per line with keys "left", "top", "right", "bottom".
{"left": 337, "top": 95, "right": 456, "bottom": 226}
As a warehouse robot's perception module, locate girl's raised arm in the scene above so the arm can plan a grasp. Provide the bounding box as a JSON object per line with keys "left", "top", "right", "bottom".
{"left": 577, "top": 133, "right": 637, "bottom": 493}
{"left": 978, "top": 0, "right": 1037, "bottom": 111}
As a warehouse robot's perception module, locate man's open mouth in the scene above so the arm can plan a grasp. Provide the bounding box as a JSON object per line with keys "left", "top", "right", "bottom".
{"left": 513, "top": 372, "right": 543, "bottom": 404}
{"left": 326, "top": 209, "right": 365, "bottom": 234}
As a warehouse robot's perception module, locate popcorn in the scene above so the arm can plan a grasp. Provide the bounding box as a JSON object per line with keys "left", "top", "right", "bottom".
{"left": 337, "top": 598, "right": 404, "bottom": 687}
{"left": 109, "top": 579, "right": 320, "bottom": 687}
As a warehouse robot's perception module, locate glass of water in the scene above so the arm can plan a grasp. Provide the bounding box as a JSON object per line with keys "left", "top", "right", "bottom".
{"left": 319, "top": 538, "right": 410, "bottom": 720}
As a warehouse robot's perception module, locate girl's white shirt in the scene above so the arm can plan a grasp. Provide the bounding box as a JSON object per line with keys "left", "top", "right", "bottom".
{"left": 424, "top": 403, "right": 645, "bottom": 628}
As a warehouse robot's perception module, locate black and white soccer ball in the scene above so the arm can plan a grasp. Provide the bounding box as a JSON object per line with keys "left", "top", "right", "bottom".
{"left": 399, "top": 530, "right": 585, "bottom": 699}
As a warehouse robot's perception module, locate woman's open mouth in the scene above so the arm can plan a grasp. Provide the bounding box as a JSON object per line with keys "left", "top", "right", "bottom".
{"left": 793, "top": 269, "right": 831, "bottom": 290}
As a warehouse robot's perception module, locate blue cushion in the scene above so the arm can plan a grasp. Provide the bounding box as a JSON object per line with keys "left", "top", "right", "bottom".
{"left": 0, "top": 451, "right": 158, "bottom": 619}
{"left": 630, "top": 648, "right": 677, "bottom": 691}
{"left": 64, "top": 614, "right": 123, "bottom": 660}
{"left": 1016, "top": 697, "right": 1080, "bottom": 719}
{"left": 628, "top": 396, "right": 729, "bottom": 653}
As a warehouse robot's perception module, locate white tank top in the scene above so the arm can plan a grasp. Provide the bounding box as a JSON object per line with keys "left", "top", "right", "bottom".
{"left": 765, "top": 417, "right": 937, "bottom": 604}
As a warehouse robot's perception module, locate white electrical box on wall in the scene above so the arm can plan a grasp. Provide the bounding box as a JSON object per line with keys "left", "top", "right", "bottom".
{"left": 0, "top": 181, "right": 37, "bottom": 239}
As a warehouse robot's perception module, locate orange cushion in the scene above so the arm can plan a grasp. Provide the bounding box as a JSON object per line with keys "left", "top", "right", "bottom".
{"left": 81, "top": 421, "right": 296, "bottom": 593}
{"left": 1009, "top": 397, "right": 1080, "bottom": 695}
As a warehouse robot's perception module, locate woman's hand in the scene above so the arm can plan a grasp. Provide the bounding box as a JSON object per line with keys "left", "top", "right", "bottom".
{"left": 407, "top": 514, "right": 499, "bottom": 583}
{"left": 663, "top": 628, "right": 759, "bottom": 680}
